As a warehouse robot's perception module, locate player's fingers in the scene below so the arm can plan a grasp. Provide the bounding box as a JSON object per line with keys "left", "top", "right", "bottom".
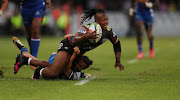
{"left": 96, "top": 33, "right": 100, "bottom": 35}
{"left": 120, "top": 66, "right": 124, "bottom": 72}
{"left": 92, "top": 30, "right": 97, "bottom": 33}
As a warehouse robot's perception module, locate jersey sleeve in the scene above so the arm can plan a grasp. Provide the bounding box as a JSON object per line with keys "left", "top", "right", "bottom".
{"left": 107, "top": 27, "right": 118, "bottom": 44}
{"left": 67, "top": 71, "right": 81, "bottom": 80}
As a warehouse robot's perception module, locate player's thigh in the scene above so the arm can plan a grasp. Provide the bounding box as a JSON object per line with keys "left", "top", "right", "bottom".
{"left": 32, "top": 17, "right": 42, "bottom": 30}
{"left": 49, "top": 51, "right": 70, "bottom": 76}
{"left": 135, "top": 20, "right": 143, "bottom": 32}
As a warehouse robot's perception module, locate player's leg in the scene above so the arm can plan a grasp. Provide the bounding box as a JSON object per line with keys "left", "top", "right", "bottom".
{"left": 144, "top": 13, "right": 154, "bottom": 59}
{"left": 25, "top": 27, "right": 32, "bottom": 51}
{"left": 12, "top": 37, "right": 36, "bottom": 73}
{"left": 145, "top": 24, "right": 154, "bottom": 58}
{"left": 33, "top": 51, "right": 71, "bottom": 79}
{"left": 135, "top": 20, "right": 144, "bottom": 59}
{"left": 14, "top": 53, "right": 52, "bottom": 74}
{"left": 29, "top": 17, "right": 42, "bottom": 58}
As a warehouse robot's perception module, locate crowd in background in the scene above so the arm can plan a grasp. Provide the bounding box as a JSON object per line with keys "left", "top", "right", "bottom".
{"left": 0, "top": 0, "right": 180, "bottom": 36}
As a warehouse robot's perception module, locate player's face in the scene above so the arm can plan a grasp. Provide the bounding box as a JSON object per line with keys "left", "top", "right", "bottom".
{"left": 75, "top": 59, "right": 87, "bottom": 71}
{"left": 95, "top": 13, "right": 109, "bottom": 30}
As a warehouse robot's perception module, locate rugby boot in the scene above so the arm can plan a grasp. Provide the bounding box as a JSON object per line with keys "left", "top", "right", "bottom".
{"left": 14, "top": 54, "right": 28, "bottom": 74}
{"left": 149, "top": 48, "right": 154, "bottom": 59}
{"left": 32, "top": 66, "right": 42, "bottom": 79}
{"left": 12, "top": 36, "right": 27, "bottom": 50}
{"left": 137, "top": 52, "right": 144, "bottom": 59}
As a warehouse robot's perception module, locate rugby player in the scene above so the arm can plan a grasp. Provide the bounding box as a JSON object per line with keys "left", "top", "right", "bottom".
{"left": 129, "top": 0, "right": 159, "bottom": 59}
{"left": 28, "top": 9, "right": 124, "bottom": 79}
{"left": 0, "top": 0, "right": 8, "bottom": 16}
{"left": 20, "top": 0, "right": 51, "bottom": 63}
{"left": 13, "top": 37, "right": 92, "bottom": 80}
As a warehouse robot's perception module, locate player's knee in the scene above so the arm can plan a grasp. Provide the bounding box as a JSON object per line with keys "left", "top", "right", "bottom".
{"left": 31, "top": 29, "right": 40, "bottom": 37}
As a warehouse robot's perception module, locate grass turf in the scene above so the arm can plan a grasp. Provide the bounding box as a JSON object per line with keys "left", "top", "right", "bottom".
{"left": 0, "top": 36, "right": 179, "bottom": 100}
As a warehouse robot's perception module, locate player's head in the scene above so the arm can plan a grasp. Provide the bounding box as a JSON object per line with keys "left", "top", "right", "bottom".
{"left": 81, "top": 9, "right": 109, "bottom": 30}
{"left": 72, "top": 55, "right": 93, "bottom": 72}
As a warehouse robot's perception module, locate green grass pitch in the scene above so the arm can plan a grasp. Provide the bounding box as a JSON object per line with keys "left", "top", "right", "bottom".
{"left": 0, "top": 36, "right": 179, "bottom": 100}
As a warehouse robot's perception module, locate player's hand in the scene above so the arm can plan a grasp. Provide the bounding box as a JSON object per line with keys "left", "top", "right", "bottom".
{"left": 73, "top": 47, "right": 80, "bottom": 55}
{"left": 129, "top": 8, "right": 134, "bottom": 16}
{"left": 85, "top": 28, "right": 99, "bottom": 39}
{"left": 45, "top": 0, "right": 51, "bottom": 8}
{"left": 143, "top": 2, "right": 153, "bottom": 8}
{"left": 115, "top": 62, "right": 124, "bottom": 72}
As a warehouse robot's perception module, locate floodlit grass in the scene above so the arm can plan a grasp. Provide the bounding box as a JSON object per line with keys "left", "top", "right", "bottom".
{"left": 0, "top": 36, "right": 179, "bottom": 100}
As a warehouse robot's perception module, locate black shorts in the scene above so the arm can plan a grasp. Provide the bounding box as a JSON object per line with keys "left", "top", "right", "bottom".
{"left": 57, "top": 38, "right": 74, "bottom": 56}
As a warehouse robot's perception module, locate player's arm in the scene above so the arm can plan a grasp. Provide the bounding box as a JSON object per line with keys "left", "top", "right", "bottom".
{"left": 0, "top": 0, "right": 8, "bottom": 16}
{"left": 113, "top": 38, "right": 124, "bottom": 71}
{"left": 64, "top": 47, "right": 80, "bottom": 79}
{"left": 72, "top": 27, "right": 98, "bottom": 45}
{"left": 45, "top": 0, "right": 51, "bottom": 8}
{"left": 108, "top": 28, "right": 124, "bottom": 71}
{"left": 129, "top": 0, "right": 136, "bottom": 16}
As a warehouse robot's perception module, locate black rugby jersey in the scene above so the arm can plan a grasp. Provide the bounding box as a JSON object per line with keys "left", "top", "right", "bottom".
{"left": 68, "top": 23, "right": 118, "bottom": 55}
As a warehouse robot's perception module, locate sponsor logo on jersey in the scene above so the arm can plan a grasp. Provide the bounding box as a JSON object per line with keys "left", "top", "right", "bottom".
{"left": 64, "top": 47, "right": 69, "bottom": 50}
{"left": 102, "top": 38, "right": 107, "bottom": 43}
{"left": 107, "top": 26, "right": 111, "bottom": 31}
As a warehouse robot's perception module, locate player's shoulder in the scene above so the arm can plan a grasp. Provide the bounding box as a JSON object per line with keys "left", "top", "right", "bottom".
{"left": 105, "top": 26, "right": 113, "bottom": 32}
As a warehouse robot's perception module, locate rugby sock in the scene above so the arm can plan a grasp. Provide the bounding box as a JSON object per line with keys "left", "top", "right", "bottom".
{"left": 138, "top": 42, "right": 143, "bottom": 52}
{"left": 20, "top": 48, "right": 29, "bottom": 54}
{"left": 30, "top": 37, "right": 40, "bottom": 58}
{"left": 40, "top": 68, "right": 45, "bottom": 76}
{"left": 28, "top": 58, "right": 32, "bottom": 65}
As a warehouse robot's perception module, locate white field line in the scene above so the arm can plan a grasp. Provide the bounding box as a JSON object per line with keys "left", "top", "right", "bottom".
{"left": 128, "top": 59, "right": 138, "bottom": 64}
{"left": 127, "top": 48, "right": 160, "bottom": 64}
{"left": 75, "top": 76, "right": 96, "bottom": 86}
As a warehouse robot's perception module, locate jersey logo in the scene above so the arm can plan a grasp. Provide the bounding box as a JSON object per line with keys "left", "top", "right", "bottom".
{"left": 102, "top": 38, "right": 107, "bottom": 43}
{"left": 35, "top": 11, "right": 41, "bottom": 16}
{"left": 107, "top": 26, "right": 111, "bottom": 31}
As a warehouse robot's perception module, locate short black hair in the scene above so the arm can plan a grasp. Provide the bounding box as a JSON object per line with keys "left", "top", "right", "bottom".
{"left": 81, "top": 9, "right": 105, "bottom": 25}
{"left": 72, "top": 55, "right": 93, "bottom": 70}
{"left": 81, "top": 55, "right": 93, "bottom": 69}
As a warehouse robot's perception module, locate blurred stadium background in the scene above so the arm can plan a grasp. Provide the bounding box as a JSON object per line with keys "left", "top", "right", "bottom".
{"left": 0, "top": 0, "right": 180, "bottom": 37}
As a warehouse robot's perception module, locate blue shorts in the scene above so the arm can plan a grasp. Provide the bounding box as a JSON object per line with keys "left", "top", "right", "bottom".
{"left": 135, "top": 2, "right": 154, "bottom": 26}
{"left": 48, "top": 54, "right": 57, "bottom": 64}
{"left": 136, "top": 12, "right": 154, "bottom": 26}
{"left": 21, "top": 0, "right": 45, "bottom": 27}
